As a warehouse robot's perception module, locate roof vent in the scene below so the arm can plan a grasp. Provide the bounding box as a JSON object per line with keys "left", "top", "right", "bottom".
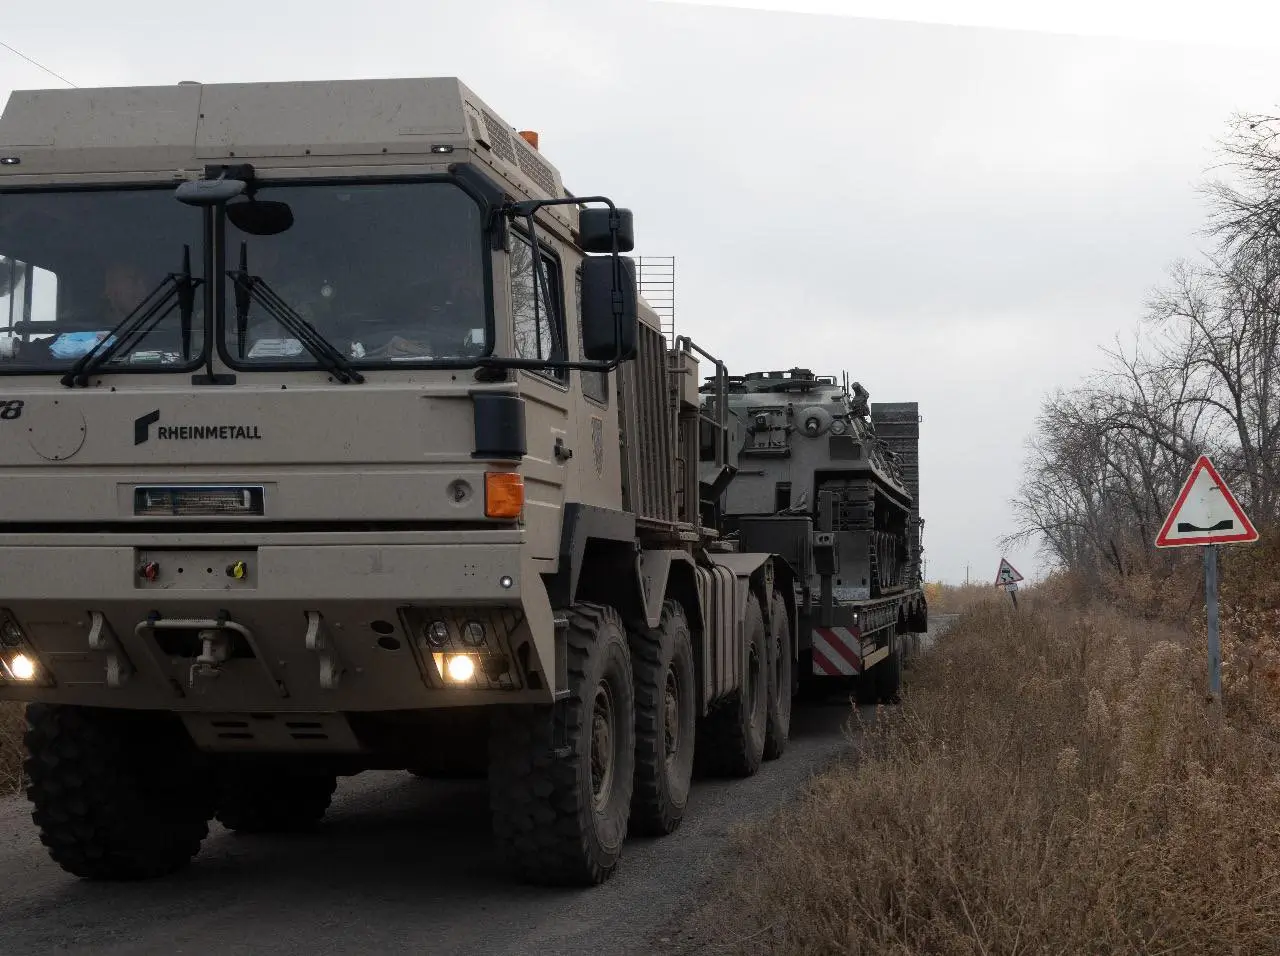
{"left": 178, "top": 80, "right": 201, "bottom": 86}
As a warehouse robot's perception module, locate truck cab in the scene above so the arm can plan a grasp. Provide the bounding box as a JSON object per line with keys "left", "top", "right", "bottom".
{"left": 0, "top": 76, "right": 796, "bottom": 889}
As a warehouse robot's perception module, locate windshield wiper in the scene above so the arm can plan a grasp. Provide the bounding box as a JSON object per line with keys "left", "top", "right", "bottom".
{"left": 61, "top": 246, "right": 201, "bottom": 388}
{"left": 228, "top": 243, "right": 364, "bottom": 384}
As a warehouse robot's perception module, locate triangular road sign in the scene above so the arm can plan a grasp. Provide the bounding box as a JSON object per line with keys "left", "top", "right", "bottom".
{"left": 994, "top": 557, "right": 1023, "bottom": 586}
{"left": 1155, "top": 455, "right": 1258, "bottom": 548}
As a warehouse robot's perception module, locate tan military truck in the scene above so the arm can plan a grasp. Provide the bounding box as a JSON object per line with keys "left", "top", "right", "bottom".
{"left": 0, "top": 76, "right": 798, "bottom": 887}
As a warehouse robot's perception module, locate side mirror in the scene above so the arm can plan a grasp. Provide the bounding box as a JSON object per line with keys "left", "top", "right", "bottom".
{"left": 578, "top": 207, "right": 635, "bottom": 254}
{"left": 581, "top": 255, "right": 637, "bottom": 362}
{"left": 175, "top": 178, "right": 247, "bottom": 206}
{"left": 226, "top": 200, "right": 295, "bottom": 236}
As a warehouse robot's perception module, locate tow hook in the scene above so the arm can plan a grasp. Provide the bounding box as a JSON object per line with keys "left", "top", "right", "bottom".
{"left": 134, "top": 611, "right": 288, "bottom": 698}
{"left": 189, "top": 627, "right": 231, "bottom": 688}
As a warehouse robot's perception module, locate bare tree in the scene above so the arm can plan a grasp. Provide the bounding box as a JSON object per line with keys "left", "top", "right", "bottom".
{"left": 1203, "top": 111, "right": 1280, "bottom": 256}
{"left": 1010, "top": 110, "right": 1280, "bottom": 579}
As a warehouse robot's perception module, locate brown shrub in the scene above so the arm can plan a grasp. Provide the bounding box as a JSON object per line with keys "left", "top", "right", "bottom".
{"left": 925, "top": 582, "right": 1003, "bottom": 615}
{"left": 665, "top": 592, "right": 1280, "bottom": 955}
{"left": 0, "top": 702, "right": 25, "bottom": 795}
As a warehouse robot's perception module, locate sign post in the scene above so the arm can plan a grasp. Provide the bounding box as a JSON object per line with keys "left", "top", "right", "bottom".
{"left": 1154, "top": 454, "right": 1258, "bottom": 704}
{"left": 994, "top": 558, "right": 1024, "bottom": 608}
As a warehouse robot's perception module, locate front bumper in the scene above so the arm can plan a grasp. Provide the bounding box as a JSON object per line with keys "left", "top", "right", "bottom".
{"left": 0, "top": 536, "right": 558, "bottom": 714}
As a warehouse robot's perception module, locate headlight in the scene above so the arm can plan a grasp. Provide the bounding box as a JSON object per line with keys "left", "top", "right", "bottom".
{"left": 7, "top": 653, "right": 35, "bottom": 681}
{"left": 830, "top": 419, "right": 847, "bottom": 435}
{"left": 446, "top": 655, "right": 475, "bottom": 682}
{"left": 397, "top": 606, "right": 522, "bottom": 691}
{"left": 424, "top": 620, "right": 451, "bottom": 648}
{"left": 433, "top": 652, "right": 477, "bottom": 683}
{"left": 0, "top": 611, "right": 51, "bottom": 684}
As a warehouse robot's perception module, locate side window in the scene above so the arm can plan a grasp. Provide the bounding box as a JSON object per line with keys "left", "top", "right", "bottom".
{"left": 0, "top": 258, "right": 59, "bottom": 335}
{"left": 576, "top": 267, "right": 608, "bottom": 405}
{"left": 509, "top": 230, "right": 567, "bottom": 383}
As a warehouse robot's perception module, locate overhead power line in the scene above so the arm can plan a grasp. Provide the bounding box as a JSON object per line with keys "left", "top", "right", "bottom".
{"left": 0, "top": 39, "right": 76, "bottom": 88}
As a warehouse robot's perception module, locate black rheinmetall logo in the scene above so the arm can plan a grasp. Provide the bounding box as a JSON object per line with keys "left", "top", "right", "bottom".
{"left": 134, "top": 410, "right": 263, "bottom": 445}
{"left": 134, "top": 410, "right": 160, "bottom": 445}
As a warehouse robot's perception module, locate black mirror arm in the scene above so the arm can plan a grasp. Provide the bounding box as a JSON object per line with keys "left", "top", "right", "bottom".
{"left": 505, "top": 196, "right": 631, "bottom": 366}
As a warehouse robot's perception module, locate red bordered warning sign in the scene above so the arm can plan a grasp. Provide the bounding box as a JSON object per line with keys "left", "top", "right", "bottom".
{"left": 1155, "top": 455, "right": 1258, "bottom": 548}
{"left": 994, "top": 557, "right": 1023, "bottom": 587}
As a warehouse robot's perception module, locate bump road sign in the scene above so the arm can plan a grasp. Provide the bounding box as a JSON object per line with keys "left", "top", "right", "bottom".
{"left": 1155, "top": 455, "right": 1258, "bottom": 703}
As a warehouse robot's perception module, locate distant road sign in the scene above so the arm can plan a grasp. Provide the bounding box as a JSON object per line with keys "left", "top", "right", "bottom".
{"left": 994, "top": 558, "right": 1023, "bottom": 587}
{"left": 1155, "top": 455, "right": 1258, "bottom": 548}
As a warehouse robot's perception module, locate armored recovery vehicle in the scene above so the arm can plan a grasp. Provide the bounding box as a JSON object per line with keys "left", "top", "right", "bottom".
{"left": 696, "top": 364, "right": 928, "bottom": 703}
{"left": 0, "top": 76, "right": 800, "bottom": 887}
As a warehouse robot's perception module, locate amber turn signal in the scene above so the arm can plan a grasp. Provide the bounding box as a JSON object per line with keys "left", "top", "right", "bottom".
{"left": 484, "top": 472, "right": 525, "bottom": 519}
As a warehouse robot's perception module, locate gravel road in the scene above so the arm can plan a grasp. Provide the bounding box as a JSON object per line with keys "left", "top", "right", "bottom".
{"left": 0, "top": 614, "right": 959, "bottom": 956}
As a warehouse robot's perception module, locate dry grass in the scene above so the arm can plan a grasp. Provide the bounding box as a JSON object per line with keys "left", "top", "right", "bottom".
{"left": 1050, "top": 526, "right": 1280, "bottom": 734}
{"left": 924, "top": 581, "right": 1004, "bottom": 616}
{"left": 664, "top": 591, "right": 1280, "bottom": 955}
{"left": 0, "top": 702, "right": 24, "bottom": 795}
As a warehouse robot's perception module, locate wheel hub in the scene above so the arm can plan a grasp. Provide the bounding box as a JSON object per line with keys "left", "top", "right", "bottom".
{"left": 591, "top": 682, "right": 615, "bottom": 810}
{"left": 663, "top": 668, "right": 680, "bottom": 768}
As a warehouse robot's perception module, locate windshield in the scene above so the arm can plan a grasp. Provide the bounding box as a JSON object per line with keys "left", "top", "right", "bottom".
{"left": 222, "top": 181, "right": 489, "bottom": 368}
{"left": 0, "top": 188, "right": 205, "bottom": 374}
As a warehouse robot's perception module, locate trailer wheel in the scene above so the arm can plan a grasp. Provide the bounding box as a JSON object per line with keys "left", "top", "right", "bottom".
{"left": 24, "top": 703, "right": 215, "bottom": 880}
{"left": 215, "top": 767, "right": 338, "bottom": 834}
{"left": 489, "top": 601, "right": 635, "bottom": 886}
{"left": 763, "top": 588, "right": 793, "bottom": 761}
{"left": 628, "top": 599, "right": 697, "bottom": 836}
{"left": 695, "top": 594, "right": 767, "bottom": 778}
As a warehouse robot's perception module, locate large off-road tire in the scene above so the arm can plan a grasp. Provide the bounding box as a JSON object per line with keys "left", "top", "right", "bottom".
{"left": 694, "top": 593, "right": 767, "bottom": 778}
{"left": 489, "top": 602, "right": 636, "bottom": 886}
{"left": 24, "top": 703, "right": 215, "bottom": 881}
{"left": 763, "top": 588, "right": 793, "bottom": 762}
{"left": 628, "top": 599, "right": 697, "bottom": 836}
{"left": 215, "top": 767, "right": 338, "bottom": 834}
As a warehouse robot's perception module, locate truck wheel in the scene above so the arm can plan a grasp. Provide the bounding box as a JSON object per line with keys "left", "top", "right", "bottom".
{"left": 24, "top": 703, "right": 214, "bottom": 880}
{"left": 628, "top": 599, "right": 697, "bottom": 836}
{"left": 216, "top": 767, "right": 338, "bottom": 834}
{"left": 489, "top": 602, "right": 636, "bottom": 886}
{"left": 763, "top": 588, "right": 793, "bottom": 761}
{"left": 695, "top": 594, "right": 767, "bottom": 778}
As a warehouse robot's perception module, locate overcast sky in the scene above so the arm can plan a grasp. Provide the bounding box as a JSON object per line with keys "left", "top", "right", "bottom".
{"left": 3, "top": 0, "right": 1280, "bottom": 585}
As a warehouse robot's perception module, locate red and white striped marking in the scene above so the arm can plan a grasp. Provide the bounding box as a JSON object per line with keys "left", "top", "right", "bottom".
{"left": 811, "top": 626, "right": 863, "bottom": 676}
